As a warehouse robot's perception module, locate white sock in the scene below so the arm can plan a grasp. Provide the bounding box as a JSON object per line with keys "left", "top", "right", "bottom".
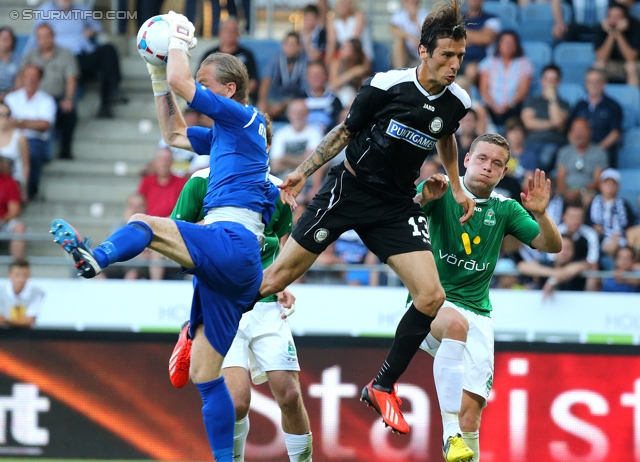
{"left": 434, "top": 338, "right": 465, "bottom": 444}
{"left": 285, "top": 432, "right": 313, "bottom": 462}
{"left": 462, "top": 431, "right": 480, "bottom": 462}
{"left": 233, "top": 416, "right": 250, "bottom": 461}
{"left": 426, "top": 332, "right": 441, "bottom": 350}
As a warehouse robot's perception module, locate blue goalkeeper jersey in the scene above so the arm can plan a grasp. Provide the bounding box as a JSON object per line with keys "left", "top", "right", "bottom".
{"left": 187, "top": 84, "right": 278, "bottom": 225}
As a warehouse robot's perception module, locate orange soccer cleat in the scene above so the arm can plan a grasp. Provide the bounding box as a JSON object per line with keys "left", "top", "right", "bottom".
{"left": 169, "top": 321, "right": 192, "bottom": 388}
{"left": 361, "top": 379, "right": 410, "bottom": 434}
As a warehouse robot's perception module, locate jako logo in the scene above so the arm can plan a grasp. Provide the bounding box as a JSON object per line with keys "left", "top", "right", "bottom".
{"left": 386, "top": 119, "right": 437, "bottom": 150}
{"left": 423, "top": 103, "right": 435, "bottom": 111}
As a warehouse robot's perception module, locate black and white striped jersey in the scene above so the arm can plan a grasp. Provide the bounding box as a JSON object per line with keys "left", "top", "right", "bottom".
{"left": 344, "top": 67, "right": 470, "bottom": 199}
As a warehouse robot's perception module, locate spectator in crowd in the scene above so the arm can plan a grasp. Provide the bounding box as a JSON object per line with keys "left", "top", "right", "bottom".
{"left": 555, "top": 117, "right": 609, "bottom": 205}
{"left": 460, "top": 0, "right": 500, "bottom": 84}
{"left": 4, "top": 64, "right": 56, "bottom": 200}
{"left": 26, "top": 0, "right": 127, "bottom": 119}
{"left": 299, "top": 4, "right": 327, "bottom": 63}
{"left": 521, "top": 64, "right": 570, "bottom": 172}
{"left": 191, "top": 0, "right": 252, "bottom": 37}
{"left": 518, "top": 234, "right": 591, "bottom": 298}
{"left": 0, "top": 101, "right": 29, "bottom": 200}
{"left": 570, "top": 68, "right": 623, "bottom": 167}
{"left": 552, "top": 0, "right": 609, "bottom": 43}
{"left": 389, "top": 0, "right": 430, "bottom": 69}
{"left": 200, "top": 19, "right": 259, "bottom": 104}
{"left": 20, "top": 24, "right": 78, "bottom": 161}
{"left": 0, "top": 27, "right": 21, "bottom": 99}
{"left": 0, "top": 158, "right": 27, "bottom": 260}
{"left": 258, "top": 32, "right": 308, "bottom": 121}
{"left": 138, "top": 148, "right": 188, "bottom": 280}
{"left": 504, "top": 117, "right": 537, "bottom": 191}
{"left": 328, "top": 37, "right": 371, "bottom": 107}
{"left": 588, "top": 168, "right": 636, "bottom": 264}
{"left": 0, "top": 259, "right": 44, "bottom": 329}
{"left": 304, "top": 60, "right": 342, "bottom": 133}
{"left": 492, "top": 257, "right": 527, "bottom": 290}
{"left": 594, "top": 2, "right": 640, "bottom": 87}
{"left": 478, "top": 30, "right": 534, "bottom": 128}
{"left": 325, "top": 0, "right": 374, "bottom": 64}
{"left": 269, "top": 99, "right": 324, "bottom": 220}
{"left": 97, "top": 192, "right": 151, "bottom": 280}
{"left": 558, "top": 201, "right": 601, "bottom": 290}
{"left": 601, "top": 246, "right": 640, "bottom": 292}
{"left": 334, "top": 229, "right": 380, "bottom": 286}
{"left": 416, "top": 156, "right": 443, "bottom": 184}
{"left": 456, "top": 109, "right": 480, "bottom": 175}
{"left": 455, "top": 75, "right": 495, "bottom": 134}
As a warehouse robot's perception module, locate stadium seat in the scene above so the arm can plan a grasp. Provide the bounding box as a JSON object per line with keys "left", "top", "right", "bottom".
{"left": 617, "top": 146, "right": 640, "bottom": 170}
{"left": 520, "top": 2, "right": 572, "bottom": 24}
{"left": 372, "top": 41, "right": 390, "bottom": 74}
{"left": 15, "top": 34, "right": 29, "bottom": 56}
{"left": 516, "top": 24, "right": 554, "bottom": 44}
{"left": 605, "top": 84, "right": 640, "bottom": 130}
{"left": 631, "top": 2, "right": 640, "bottom": 21}
{"left": 483, "top": 2, "right": 519, "bottom": 29}
{"left": 624, "top": 127, "right": 640, "bottom": 147}
{"left": 239, "top": 38, "right": 281, "bottom": 79}
{"left": 618, "top": 169, "right": 640, "bottom": 215}
{"left": 553, "top": 42, "right": 595, "bottom": 85}
{"left": 557, "top": 82, "right": 585, "bottom": 107}
{"left": 522, "top": 41, "right": 552, "bottom": 94}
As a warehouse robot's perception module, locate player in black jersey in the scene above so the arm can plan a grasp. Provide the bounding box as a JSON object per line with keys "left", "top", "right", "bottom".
{"left": 257, "top": 0, "right": 474, "bottom": 444}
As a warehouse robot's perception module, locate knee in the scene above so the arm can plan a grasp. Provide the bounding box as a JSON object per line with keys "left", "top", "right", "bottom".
{"left": 413, "top": 286, "right": 446, "bottom": 317}
{"left": 128, "top": 213, "right": 150, "bottom": 225}
{"left": 443, "top": 316, "right": 469, "bottom": 341}
{"left": 232, "top": 393, "right": 251, "bottom": 420}
{"left": 13, "top": 221, "right": 26, "bottom": 234}
{"left": 274, "top": 384, "right": 303, "bottom": 415}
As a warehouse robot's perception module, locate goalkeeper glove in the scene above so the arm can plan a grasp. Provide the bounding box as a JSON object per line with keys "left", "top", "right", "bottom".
{"left": 147, "top": 63, "right": 169, "bottom": 96}
{"left": 166, "top": 11, "right": 198, "bottom": 53}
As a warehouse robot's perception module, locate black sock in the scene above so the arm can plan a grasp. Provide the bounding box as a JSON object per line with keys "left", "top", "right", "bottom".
{"left": 373, "top": 303, "right": 435, "bottom": 391}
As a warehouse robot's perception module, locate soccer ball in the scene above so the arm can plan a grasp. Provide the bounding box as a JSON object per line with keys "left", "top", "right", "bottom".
{"left": 137, "top": 15, "right": 171, "bottom": 67}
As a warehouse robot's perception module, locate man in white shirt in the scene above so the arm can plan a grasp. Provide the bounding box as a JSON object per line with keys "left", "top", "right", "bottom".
{"left": 0, "top": 259, "right": 44, "bottom": 329}
{"left": 4, "top": 64, "right": 56, "bottom": 199}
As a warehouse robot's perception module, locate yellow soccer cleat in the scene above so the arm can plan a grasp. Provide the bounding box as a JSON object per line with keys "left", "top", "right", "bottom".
{"left": 442, "top": 433, "right": 474, "bottom": 462}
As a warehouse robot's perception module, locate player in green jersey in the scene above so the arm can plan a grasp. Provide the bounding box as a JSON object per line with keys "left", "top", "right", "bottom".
{"left": 413, "top": 133, "right": 562, "bottom": 461}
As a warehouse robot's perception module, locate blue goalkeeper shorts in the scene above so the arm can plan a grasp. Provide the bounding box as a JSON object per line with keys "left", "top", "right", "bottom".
{"left": 175, "top": 220, "right": 263, "bottom": 356}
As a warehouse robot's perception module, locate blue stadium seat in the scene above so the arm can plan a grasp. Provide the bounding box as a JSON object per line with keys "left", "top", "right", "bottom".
{"left": 15, "top": 34, "right": 29, "bottom": 56}
{"left": 605, "top": 84, "right": 640, "bottom": 130}
{"left": 617, "top": 146, "right": 640, "bottom": 170}
{"left": 631, "top": 2, "right": 640, "bottom": 21}
{"left": 372, "top": 41, "right": 390, "bottom": 74}
{"left": 522, "top": 41, "right": 552, "bottom": 94}
{"left": 624, "top": 127, "right": 640, "bottom": 147}
{"left": 557, "top": 82, "right": 585, "bottom": 107}
{"left": 239, "top": 38, "right": 281, "bottom": 79}
{"left": 520, "top": 2, "right": 572, "bottom": 24}
{"left": 553, "top": 42, "right": 595, "bottom": 85}
{"left": 483, "top": 2, "right": 519, "bottom": 29}
{"left": 618, "top": 169, "right": 640, "bottom": 215}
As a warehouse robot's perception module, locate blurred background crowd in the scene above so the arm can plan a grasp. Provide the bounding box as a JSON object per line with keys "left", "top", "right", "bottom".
{"left": 0, "top": 0, "right": 640, "bottom": 301}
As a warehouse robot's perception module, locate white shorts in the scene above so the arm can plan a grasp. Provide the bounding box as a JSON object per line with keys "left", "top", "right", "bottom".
{"left": 222, "top": 300, "right": 300, "bottom": 385}
{"left": 420, "top": 300, "right": 495, "bottom": 401}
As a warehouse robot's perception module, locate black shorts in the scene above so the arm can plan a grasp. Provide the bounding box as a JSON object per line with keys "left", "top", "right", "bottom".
{"left": 292, "top": 163, "right": 432, "bottom": 262}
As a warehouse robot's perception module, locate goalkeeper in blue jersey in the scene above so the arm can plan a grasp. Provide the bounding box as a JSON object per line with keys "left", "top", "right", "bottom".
{"left": 168, "top": 120, "right": 312, "bottom": 461}
{"left": 50, "top": 12, "right": 278, "bottom": 462}
{"left": 412, "top": 133, "right": 562, "bottom": 461}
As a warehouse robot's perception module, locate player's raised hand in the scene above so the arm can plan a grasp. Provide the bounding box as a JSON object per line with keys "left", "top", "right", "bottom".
{"left": 452, "top": 187, "right": 476, "bottom": 224}
{"left": 166, "top": 11, "right": 196, "bottom": 52}
{"left": 521, "top": 169, "right": 550, "bottom": 215}
{"left": 278, "top": 289, "right": 297, "bottom": 319}
{"left": 278, "top": 170, "right": 307, "bottom": 210}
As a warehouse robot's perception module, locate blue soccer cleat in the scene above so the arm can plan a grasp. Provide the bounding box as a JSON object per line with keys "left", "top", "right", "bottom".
{"left": 50, "top": 219, "right": 102, "bottom": 278}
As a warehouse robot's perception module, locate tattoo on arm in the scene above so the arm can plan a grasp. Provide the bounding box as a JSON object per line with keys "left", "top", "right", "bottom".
{"left": 165, "top": 93, "right": 176, "bottom": 116}
{"left": 299, "top": 124, "right": 355, "bottom": 177}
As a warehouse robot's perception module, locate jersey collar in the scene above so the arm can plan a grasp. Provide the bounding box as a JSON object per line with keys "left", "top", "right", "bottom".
{"left": 461, "top": 176, "right": 495, "bottom": 204}
{"left": 413, "top": 68, "right": 447, "bottom": 100}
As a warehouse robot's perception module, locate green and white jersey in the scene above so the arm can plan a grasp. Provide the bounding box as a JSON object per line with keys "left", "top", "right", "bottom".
{"left": 171, "top": 169, "right": 292, "bottom": 303}
{"left": 418, "top": 178, "right": 540, "bottom": 317}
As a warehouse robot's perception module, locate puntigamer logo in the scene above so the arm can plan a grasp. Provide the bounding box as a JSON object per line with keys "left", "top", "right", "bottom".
{"left": 386, "top": 120, "right": 437, "bottom": 150}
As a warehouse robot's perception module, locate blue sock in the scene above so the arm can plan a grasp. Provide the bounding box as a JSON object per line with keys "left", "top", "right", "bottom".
{"left": 92, "top": 220, "right": 153, "bottom": 268}
{"left": 196, "top": 377, "right": 235, "bottom": 462}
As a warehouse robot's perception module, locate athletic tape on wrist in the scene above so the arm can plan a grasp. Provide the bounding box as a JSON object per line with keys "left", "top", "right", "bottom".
{"left": 152, "top": 78, "right": 170, "bottom": 96}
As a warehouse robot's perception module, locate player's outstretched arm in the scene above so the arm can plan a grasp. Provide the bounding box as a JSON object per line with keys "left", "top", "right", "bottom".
{"left": 279, "top": 122, "right": 355, "bottom": 208}
{"left": 165, "top": 11, "right": 197, "bottom": 103}
{"left": 523, "top": 169, "right": 562, "bottom": 253}
{"left": 436, "top": 134, "right": 475, "bottom": 224}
